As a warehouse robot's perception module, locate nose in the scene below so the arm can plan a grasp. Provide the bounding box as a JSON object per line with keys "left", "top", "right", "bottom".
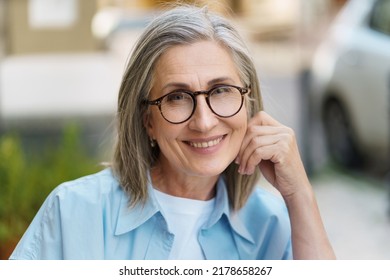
{"left": 188, "top": 95, "right": 218, "bottom": 132}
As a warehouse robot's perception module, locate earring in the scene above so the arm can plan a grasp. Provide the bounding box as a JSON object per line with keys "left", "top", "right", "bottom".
{"left": 150, "top": 138, "right": 156, "bottom": 148}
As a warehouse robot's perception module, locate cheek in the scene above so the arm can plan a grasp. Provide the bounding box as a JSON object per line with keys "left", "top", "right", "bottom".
{"left": 237, "top": 106, "right": 249, "bottom": 132}
{"left": 236, "top": 121, "right": 248, "bottom": 142}
{"left": 230, "top": 110, "right": 248, "bottom": 142}
{"left": 150, "top": 115, "right": 182, "bottom": 142}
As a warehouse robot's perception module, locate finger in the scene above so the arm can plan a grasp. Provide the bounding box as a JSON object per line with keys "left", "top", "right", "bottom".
{"left": 239, "top": 127, "right": 297, "bottom": 175}
{"left": 238, "top": 134, "right": 284, "bottom": 174}
{"left": 239, "top": 145, "right": 271, "bottom": 175}
{"left": 239, "top": 112, "right": 284, "bottom": 156}
{"left": 239, "top": 141, "right": 286, "bottom": 175}
{"left": 237, "top": 125, "right": 288, "bottom": 164}
{"left": 242, "top": 134, "right": 296, "bottom": 176}
{"left": 256, "top": 111, "right": 282, "bottom": 127}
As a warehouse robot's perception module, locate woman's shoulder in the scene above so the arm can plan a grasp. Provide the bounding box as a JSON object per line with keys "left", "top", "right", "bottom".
{"left": 241, "top": 186, "right": 288, "bottom": 218}
{"left": 48, "top": 168, "right": 124, "bottom": 205}
{"left": 9, "top": 168, "right": 125, "bottom": 260}
{"left": 233, "top": 185, "right": 291, "bottom": 259}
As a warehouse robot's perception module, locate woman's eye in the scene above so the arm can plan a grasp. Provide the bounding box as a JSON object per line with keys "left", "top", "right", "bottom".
{"left": 166, "top": 92, "right": 188, "bottom": 102}
{"left": 214, "top": 87, "right": 231, "bottom": 94}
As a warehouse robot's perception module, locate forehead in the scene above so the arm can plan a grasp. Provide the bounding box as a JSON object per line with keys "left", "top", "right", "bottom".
{"left": 152, "top": 41, "right": 241, "bottom": 91}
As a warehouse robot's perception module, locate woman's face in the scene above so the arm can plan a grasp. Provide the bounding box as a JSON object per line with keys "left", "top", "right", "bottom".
{"left": 146, "top": 40, "right": 248, "bottom": 178}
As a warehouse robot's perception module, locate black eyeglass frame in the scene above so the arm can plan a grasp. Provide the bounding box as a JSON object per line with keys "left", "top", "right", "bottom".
{"left": 145, "top": 84, "right": 250, "bottom": 124}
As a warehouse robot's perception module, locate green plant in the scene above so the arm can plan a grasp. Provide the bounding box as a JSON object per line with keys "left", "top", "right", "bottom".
{"left": 0, "top": 124, "right": 103, "bottom": 258}
{"left": 0, "top": 133, "right": 27, "bottom": 245}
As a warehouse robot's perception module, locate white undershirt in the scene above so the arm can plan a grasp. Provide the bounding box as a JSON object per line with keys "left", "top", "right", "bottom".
{"left": 153, "top": 188, "right": 215, "bottom": 260}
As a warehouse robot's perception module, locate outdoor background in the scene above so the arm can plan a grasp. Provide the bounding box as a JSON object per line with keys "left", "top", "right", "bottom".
{"left": 0, "top": 0, "right": 389, "bottom": 259}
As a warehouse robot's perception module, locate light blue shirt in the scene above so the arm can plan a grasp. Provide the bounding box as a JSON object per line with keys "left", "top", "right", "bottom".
{"left": 10, "top": 169, "right": 292, "bottom": 260}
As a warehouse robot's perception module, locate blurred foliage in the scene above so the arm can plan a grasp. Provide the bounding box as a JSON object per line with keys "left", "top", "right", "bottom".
{"left": 0, "top": 124, "right": 102, "bottom": 251}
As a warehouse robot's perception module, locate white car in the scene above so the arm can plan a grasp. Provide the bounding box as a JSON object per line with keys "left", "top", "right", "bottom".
{"left": 310, "top": 0, "right": 390, "bottom": 171}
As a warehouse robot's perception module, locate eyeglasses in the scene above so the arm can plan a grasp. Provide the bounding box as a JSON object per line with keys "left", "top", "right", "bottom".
{"left": 145, "top": 85, "right": 250, "bottom": 124}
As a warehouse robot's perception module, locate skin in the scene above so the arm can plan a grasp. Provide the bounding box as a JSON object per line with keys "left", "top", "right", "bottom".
{"left": 145, "top": 40, "right": 336, "bottom": 259}
{"left": 237, "top": 111, "right": 336, "bottom": 259}
{"left": 145, "top": 41, "right": 248, "bottom": 200}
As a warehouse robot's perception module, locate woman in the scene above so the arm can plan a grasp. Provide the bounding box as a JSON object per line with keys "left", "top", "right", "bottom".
{"left": 10, "top": 5, "right": 335, "bottom": 260}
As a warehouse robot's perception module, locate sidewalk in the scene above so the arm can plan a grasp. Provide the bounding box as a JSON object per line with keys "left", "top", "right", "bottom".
{"left": 313, "top": 169, "right": 390, "bottom": 259}
{"left": 260, "top": 167, "right": 390, "bottom": 260}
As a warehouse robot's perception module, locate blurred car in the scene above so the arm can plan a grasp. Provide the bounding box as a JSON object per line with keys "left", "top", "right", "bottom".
{"left": 310, "top": 0, "right": 390, "bottom": 170}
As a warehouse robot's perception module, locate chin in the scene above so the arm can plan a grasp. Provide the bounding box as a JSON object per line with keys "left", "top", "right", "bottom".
{"left": 187, "top": 161, "right": 231, "bottom": 178}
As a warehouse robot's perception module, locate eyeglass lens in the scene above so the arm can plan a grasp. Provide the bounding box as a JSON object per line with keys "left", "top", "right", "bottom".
{"left": 159, "top": 86, "right": 243, "bottom": 123}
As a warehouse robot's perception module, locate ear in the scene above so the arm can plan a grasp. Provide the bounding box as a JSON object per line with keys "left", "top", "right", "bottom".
{"left": 143, "top": 111, "right": 155, "bottom": 140}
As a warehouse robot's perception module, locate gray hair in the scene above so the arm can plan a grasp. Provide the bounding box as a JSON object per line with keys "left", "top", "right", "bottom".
{"left": 112, "top": 5, "right": 262, "bottom": 210}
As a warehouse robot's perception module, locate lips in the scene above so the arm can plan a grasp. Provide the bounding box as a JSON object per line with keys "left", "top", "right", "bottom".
{"left": 187, "top": 136, "right": 224, "bottom": 148}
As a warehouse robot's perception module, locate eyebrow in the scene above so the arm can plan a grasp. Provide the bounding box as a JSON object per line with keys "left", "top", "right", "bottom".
{"left": 207, "top": 77, "right": 236, "bottom": 86}
{"left": 161, "top": 77, "right": 236, "bottom": 92}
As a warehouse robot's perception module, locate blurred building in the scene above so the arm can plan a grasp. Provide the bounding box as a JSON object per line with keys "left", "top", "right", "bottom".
{"left": 97, "top": 0, "right": 234, "bottom": 10}
{"left": 0, "top": 0, "right": 348, "bottom": 56}
{"left": 0, "top": 0, "right": 6, "bottom": 58}
{"left": 2, "top": 0, "right": 99, "bottom": 55}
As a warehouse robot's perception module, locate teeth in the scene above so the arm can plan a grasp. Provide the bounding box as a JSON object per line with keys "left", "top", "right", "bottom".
{"left": 189, "top": 137, "right": 223, "bottom": 148}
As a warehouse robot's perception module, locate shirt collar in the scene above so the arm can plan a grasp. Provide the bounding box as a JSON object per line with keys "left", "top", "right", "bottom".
{"left": 115, "top": 173, "right": 255, "bottom": 244}
{"left": 206, "top": 176, "right": 255, "bottom": 244}
{"left": 114, "top": 176, "right": 160, "bottom": 235}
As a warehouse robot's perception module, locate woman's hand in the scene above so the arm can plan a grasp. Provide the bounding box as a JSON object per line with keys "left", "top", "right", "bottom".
{"left": 236, "top": 111, "right": 310, "bottom": 198}
{"left": 237, "top": 111, "right": 336, "bottom": 259}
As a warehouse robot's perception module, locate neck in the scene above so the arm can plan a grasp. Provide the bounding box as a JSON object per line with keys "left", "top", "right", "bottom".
{"left": 150, "top": 162, "right": 218, "bottom": 201}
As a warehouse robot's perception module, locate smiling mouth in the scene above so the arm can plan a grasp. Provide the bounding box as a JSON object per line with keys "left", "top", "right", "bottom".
{"left": 187, "top": 136, "right": 225, "bottom": 148}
